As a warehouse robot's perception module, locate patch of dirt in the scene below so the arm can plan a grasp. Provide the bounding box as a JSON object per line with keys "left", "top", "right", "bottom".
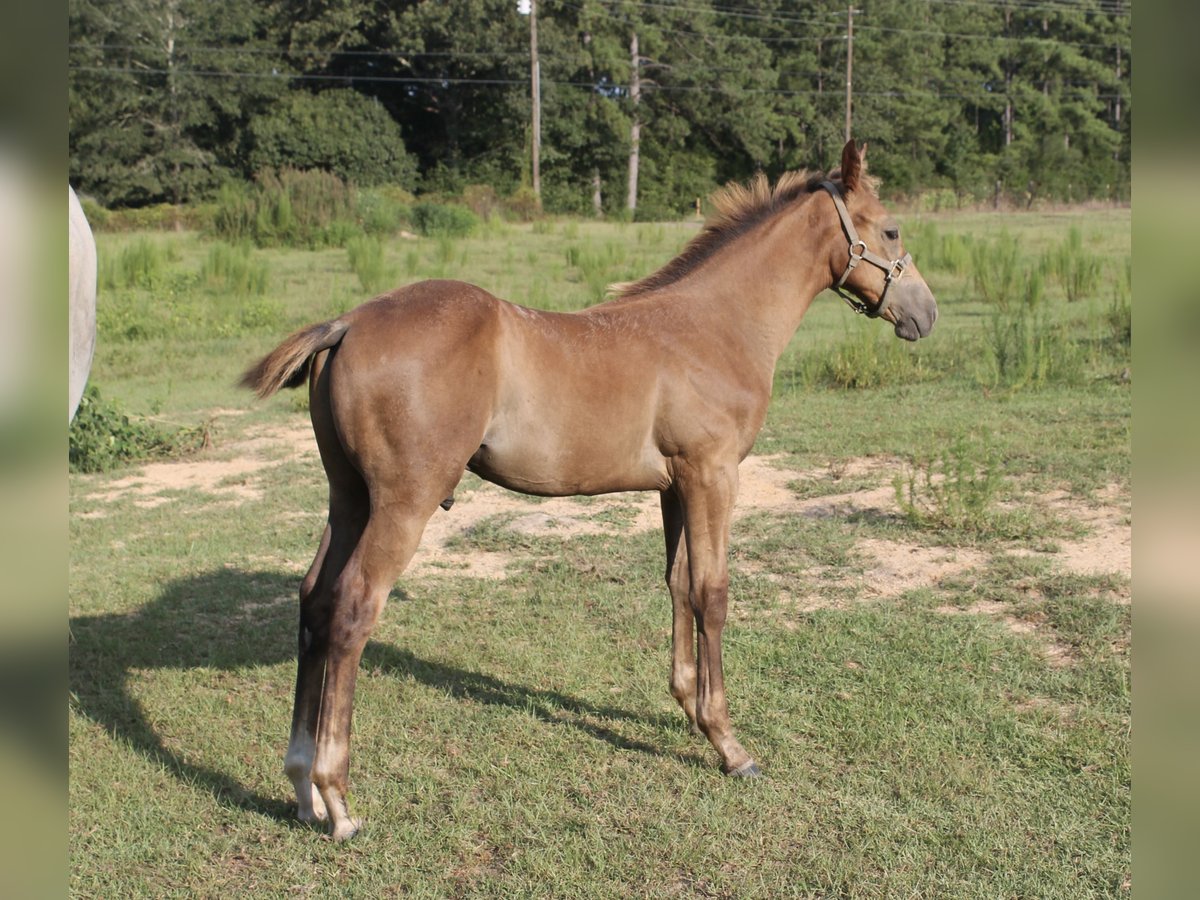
{"left": 80, "top": 419, "right": 317, "bottom": 510}
{"left": 1029, "top": 485, "right": 1131, "bottom": 587}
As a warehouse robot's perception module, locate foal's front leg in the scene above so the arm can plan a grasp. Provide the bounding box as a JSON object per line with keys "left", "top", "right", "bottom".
{"left": 676, "top": 462, "right": 759, "bottom": 777}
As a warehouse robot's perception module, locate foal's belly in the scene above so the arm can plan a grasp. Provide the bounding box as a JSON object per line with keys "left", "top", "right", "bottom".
{"left": 467, "top": 407, "right": 670, "bottom": 497}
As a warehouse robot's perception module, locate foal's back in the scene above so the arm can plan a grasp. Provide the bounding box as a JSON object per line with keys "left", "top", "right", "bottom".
{"left": 324, "top": 280, "right": 675, "bottom": 498}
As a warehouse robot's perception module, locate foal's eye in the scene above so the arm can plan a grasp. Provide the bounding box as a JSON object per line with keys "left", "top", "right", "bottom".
{"left": 884, "top": 228, "right": 900, "bottom": 241}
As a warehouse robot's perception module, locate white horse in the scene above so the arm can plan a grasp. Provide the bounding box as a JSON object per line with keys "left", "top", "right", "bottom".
{"left": 69, "top": 186, "right": 97, "bottom": 422}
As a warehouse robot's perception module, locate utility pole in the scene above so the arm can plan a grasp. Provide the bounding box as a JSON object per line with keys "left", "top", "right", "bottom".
{"left": 627, "top": 30, "right": 641, "bottom": 215}
{"left": 528, "top": 0, "right": 542, "bottom": 206}
{"left": 844, "top": 6, "right": 855, "bottom": 142}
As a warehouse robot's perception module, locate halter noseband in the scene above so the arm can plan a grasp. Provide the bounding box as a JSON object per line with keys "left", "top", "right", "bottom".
{"left": 819, "top": 180, "right": 912, "bottom": 319}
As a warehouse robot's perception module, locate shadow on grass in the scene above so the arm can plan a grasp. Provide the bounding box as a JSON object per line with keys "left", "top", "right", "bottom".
{"left": 69, "top": 567, "right": 696, "bottom": 825}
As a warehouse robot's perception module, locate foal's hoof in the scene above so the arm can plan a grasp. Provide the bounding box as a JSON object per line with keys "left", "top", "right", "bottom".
{"left": 725, "top": 760, "right": 762, "bottom": 778}
{"left": 329, "top": 817, "right": 364, "bottom": 842}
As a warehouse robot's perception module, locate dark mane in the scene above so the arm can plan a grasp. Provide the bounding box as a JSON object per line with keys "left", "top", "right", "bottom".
{"left": 612, "top": 169, "right": 832, "bottom": 297}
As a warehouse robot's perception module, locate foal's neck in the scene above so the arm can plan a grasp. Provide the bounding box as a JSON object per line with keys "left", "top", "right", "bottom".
{"left": 681, "top": 192, "right": 838, "bottom": 362}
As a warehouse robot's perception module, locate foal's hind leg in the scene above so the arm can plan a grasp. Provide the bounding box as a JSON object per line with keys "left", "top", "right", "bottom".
{"left": 285, "top": 522, "right": 332, "bottom": 824}
{"left": 310, "top": 496, "right": 440, "bottom": 841}
{"left": 284, "top": 496, "right": 367, "bottom": 825}
{"left": 661, "top": 488, "right": 699, "bottom": 732}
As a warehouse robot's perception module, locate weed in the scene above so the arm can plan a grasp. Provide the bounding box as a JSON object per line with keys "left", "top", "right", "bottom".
{"left": 894, "top": 435, "right": 1003, "bottom": 536}
{"left": 69, "top": 385, "right": 208, "bottom": 473}
{"left": 1107, "top": 257, "right": 1132, "bottom": 348}
{"left": 99, "top": 238, "right": 169, "bottom": 290}
{"left": 971, "top": 230, "right": 1022, "bottom": 308}
{"left": 1048, "top": 226, "right": 1103, "bottom": 303}
{"left": 213, "top": 169, "right": 360, "bottom": 248}
{"left": 199, "top": 242, "right": 269, "bottom": 296}
{"left": 435, "top": 236, "right": 457, "bottom": 266}
{"left": 346, "top": 235, "right": 395, "bottom": 294}
{"left": 404, "top": 248, "right": 420, "bottom": 277}
{"left": 800, "top": 325, "right": 927, "bottom": 390}
{"left": 981, "top": 304, "right": 1086, "bottom": 390}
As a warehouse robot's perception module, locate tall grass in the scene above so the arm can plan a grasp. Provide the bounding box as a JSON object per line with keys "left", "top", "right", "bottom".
{"left": 904, "top": 221, "right": 972, "bottom": 276}
{"left": 981, "top": 303, "right": 1086, "bottom": 390}
{"left": 199, "top": 242, "right": 269, "bottom": 296}
{"left": 1046, "top": 226, "right": 1103, "bottom": 303}
{"left": 1107, "top": 256, "right": 1132, "bottom": 348}
{"left": 213, "top": 169, "right": 360, "bottom": 248}
{"left": 99, "top": 237, "right": 177, "bottom": 290}
{"left": 798, "top": 325, "right": 928, "bottom": 390}
{"left": 971, "top": 231, "right": 1022, "bottom": 309}
{"left": 346, "top": 235, "right": 395, "bottom": 294}
{"left": 411, "top": 202, "right": 479, "bottom": 238}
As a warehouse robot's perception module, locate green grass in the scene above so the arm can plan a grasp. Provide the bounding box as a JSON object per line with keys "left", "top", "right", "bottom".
{"left": 72, "top": 208, "right": 1129, "bottom": 896}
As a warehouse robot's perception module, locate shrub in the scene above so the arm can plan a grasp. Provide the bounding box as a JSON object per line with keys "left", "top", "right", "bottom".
{"left": 246, "top": 89, "right": 417, "bottom": 188}
{"left": 463, "top": 184, "right": 501, "bottom": 221}
{"left": 504, "top": 186, "right": 543, "bottom": 223}
{"left": 69, "top": 386, "right": 208, "bottom": 473}
{"left": 78, "top": 195, "right": 111, "bottom": 230}
{"left": 358, "top": 187, "right": 412, "bottom": 236}
{"left": 411, "top": 202, "right": 479, "bottom": 238}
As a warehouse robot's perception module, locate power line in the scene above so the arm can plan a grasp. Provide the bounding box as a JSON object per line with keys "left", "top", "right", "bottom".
{"left": 67, "top": 64, "right": 1124, "bottom": 101}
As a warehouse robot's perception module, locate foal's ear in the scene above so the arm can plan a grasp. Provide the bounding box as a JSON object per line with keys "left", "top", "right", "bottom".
{"left": 840, "top": 139, "right": 865, "bottom": 193}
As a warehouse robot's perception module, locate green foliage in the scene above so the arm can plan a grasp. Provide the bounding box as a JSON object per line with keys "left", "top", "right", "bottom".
{"left": 981, "top": 303, "right": 1086, "bottom": 391}
{"left": 1107, "top": 257, "right": 1132, "bottom": 348}
{"left": 411, "top": 202, "right": 479, "bottom": 238}
{"left": 894, "top": 435, "right": 1004, "bottom": 537}
{"left": 345, "top": 235, "right": 395, "bottom": 294}
{"left": 801, "top": 325, "right": 928, "bottom": 390}
{"left": 1047, "top": 227, "right": 1104, "bottom": 303}
{"left": 904, "top": 221, "right": 972, "bottom": 277}
{"left": 69, "top": 0, "right": 1129, "bottom": 212}
{"left": 99, "top": 238, "right": 175, "bottom": 290}
{"left": 971, "top": 231, "right": 1023, "bottom": 309}
{"left": 357, "top": 186, "right": 414, "bottom": 237}
{"left": 69, "top": 386, "right": 207, "bottom": 473}
{"left": 246, "top": 89, "right": 417, "bottom": 188}
{"left": 213, "top": 169, "right": 361, "bottom": 248}
{"left": 199, "top": 242, "right": 269, "bottom": 296}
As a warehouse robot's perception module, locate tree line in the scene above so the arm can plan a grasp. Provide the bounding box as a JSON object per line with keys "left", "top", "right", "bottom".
{"left": 69, "top": 0, "right": 1131, "bottom": 217}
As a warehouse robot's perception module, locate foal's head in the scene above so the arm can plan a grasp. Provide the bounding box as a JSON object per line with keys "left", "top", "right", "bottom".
{"left": 827, "top": 141, "right": 938, "bottom": 341}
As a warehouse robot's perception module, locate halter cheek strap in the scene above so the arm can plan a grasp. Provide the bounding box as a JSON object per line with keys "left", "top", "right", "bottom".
{"left": 819, "top": 180, "right": 912, "bottom": 319}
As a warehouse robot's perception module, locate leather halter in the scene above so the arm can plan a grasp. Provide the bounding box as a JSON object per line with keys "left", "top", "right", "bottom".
{"left": 819, "top": 180, "right": 912, "bottom": 319}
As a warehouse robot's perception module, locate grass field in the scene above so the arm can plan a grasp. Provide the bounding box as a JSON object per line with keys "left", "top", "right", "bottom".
{"left": 70, "top": 204, "right": 1130, "bottom": 897}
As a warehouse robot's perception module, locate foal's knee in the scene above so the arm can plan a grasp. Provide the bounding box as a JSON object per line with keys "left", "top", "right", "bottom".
{"left": 689, "top": 577, "right": 729, "bottom": 627}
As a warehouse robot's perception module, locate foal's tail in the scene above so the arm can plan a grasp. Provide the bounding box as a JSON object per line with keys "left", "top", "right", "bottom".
{"left": 240, "top": 318, "right": 351, "bottom": 399}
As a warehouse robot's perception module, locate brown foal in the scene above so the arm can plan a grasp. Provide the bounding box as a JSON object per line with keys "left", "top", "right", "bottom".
{"left": 243, "top": 141, "right": 937, "bottom": 840}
